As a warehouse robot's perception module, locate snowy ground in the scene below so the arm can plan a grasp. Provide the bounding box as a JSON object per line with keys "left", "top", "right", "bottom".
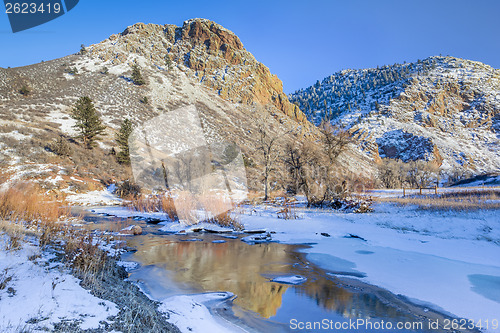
{"left": 0, "top": 235, "right": 118, "bottom": 332}
{"left": 237, "top": 203, "right": 500, "bottom": 332}
{"left": 91, "top": 196, "right": 500, "bottom": 333}
{"left": 65, "top": 188, "right": 122, "bottom": 206}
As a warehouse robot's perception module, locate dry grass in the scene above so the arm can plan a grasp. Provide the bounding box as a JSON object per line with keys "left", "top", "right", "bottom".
{"left": 376, "top": 189, "right": 500, "bottom": 210}
{"left": 0, "top": 268, "right": 13, "bottom": 290}
{"left": 0, "top": 182, "right": 69, "bottom": 223}
{"left": 0, "top": 182, "right": 118, "bottom": 290}
{"left": 277, "top": 197, "right": 299, "bottom": 220}
{"left": 173, "top": 191, "right": 198, "bottom": 226}
{"left": 63, "top": 230, "right": 115, "bottom": 285}
{"left": 125, "top": 193, "right": 177, "bottom": 221}
{"left": 0, "top": 182, "right": 71, "bottom": 249}
{"left": 124, "top": 190, "right": 243, "bottom": 230}
{"left": 198, "top": 193, "right": 244, "bottom": 230}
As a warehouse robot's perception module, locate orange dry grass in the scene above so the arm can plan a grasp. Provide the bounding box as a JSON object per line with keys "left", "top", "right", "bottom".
{"left": 0, "top": 183, "right": 116, "bottom": 286}
{"left": 375, "top": 189, "right": 500, "bottom": 210}
{"left": 174, "top": 191, "right": 198, "bottom": 225}
{"left": 0, "top": 182, "right": 70, "bottom": 247}
{"left": 126, "top": 193, "right": 177, "bottom": 221}
{"left": 198, "top": 193, "right": 243, "bottom": 230}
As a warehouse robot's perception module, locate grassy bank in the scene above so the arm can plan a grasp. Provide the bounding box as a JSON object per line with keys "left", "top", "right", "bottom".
{"left": 375, "top": 189, "right": 500, "bottom": 210}
{"left": 0, "top": 182, "right": 180, "bottom": 332}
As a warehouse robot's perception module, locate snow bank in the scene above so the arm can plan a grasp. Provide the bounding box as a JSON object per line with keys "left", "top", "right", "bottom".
{"left": 158, "top": 292, "right": 240, "bottom": 333}
{"left": 65, "top": 189, "right": 121, "bottom": 206}
{"left": 0, "top": 236, "right": 118, "bottom": 332}
{"left": 240, "top": 203, "right": 500, "bottom": 331}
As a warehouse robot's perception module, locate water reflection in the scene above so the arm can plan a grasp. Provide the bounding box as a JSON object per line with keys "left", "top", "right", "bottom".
{"left": 126, "top": 234, "right": 418, "bottom": 327}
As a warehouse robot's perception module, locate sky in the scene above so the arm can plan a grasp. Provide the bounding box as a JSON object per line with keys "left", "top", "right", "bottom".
{"left": 1, "top": 0, "right": 499, "bottom": 93}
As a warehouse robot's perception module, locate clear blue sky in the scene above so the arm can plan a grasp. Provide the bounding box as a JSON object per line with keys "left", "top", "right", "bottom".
{"left": 1, "top": 0, "right": 499, "bottom": 93}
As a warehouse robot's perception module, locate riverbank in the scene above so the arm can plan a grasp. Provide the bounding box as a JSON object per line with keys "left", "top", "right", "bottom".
{"left": 89, "top": 199, "right": 500, "bottom": 333}
{"left": 0, "top": 228, "right": 180, "bottom": 332}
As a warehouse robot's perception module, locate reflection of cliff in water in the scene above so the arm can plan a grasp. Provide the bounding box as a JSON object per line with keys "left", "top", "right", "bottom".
{"left": 294, "top": 276, "right": 408, "bottom": 321}
{"left": 129, "top": 235, "right": 292, "bottom": 318}
{"left": 128, "top": 235, "right": 408, "bottom": 322}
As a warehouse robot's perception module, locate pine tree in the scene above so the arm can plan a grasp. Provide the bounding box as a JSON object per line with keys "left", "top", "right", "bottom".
{"left": 131, "top": 64, "right": 145, "bottom": 85}
{"left": 79, "top": 44, "right": 87, "bottom": 55}
{"left": 115, "top": 118, "right": 133, "bottom": 164}
{"left": 165, "top": 54, "right": 172, "bottom": 70}
{"left": 71, "top": 96, "right": 106, "bottom": 149}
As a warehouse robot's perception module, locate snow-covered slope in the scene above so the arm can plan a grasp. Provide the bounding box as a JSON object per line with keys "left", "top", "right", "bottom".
{"left": 289, "top": 56, "right": 500, "bottom": 178}
{"left": 0, "top": 19, "right": 337, "bottom": 191}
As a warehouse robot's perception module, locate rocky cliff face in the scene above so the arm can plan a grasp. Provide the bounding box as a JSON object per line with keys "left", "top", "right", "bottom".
{"left": 290, "top": 56, "right": 500, "bottom": 179}
{"left": 88, "top": 19, "right": 307, "bottom": 124}
{"left": 2, "top": 19, "right": 357, "bottom": 192}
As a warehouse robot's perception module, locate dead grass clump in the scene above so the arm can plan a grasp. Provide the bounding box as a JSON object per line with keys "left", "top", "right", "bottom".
{"left": 0, "top": 221, "right": 23, "bottom": 251}
{"left": 376, "top": 189, "right": 500, "bottom": 210}
{"left": 173, "top": 191, "right": 198, "bottom": 225}
{"left": 126, "top": 193, "right": 177, "bottom": 221}
{"left": 0, "top": 182, "right": 68, "bottom": 223}
{"left": 0, "top": 268, "right": 13, "bottom": 290}
{"left": 64, "top": 231, "right": 114, "bottom": 286}
{"left": 0, "top": 182, "right": 70, "bottom": 248}
{"left": 198, "top": 193, "right": 243, "bottom": 230}
{"left": 277, "top": 197, "right": 299, "bottom": 220}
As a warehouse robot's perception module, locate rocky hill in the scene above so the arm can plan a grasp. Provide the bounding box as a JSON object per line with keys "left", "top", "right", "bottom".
{"left": 1, "top": 19, "right": 375, "bottom": 194}
{"left": 87, "top": 18, "right": 308, "bottom": 124}
{"left": 289, "top": 56, "right": 500, "bottom": 181}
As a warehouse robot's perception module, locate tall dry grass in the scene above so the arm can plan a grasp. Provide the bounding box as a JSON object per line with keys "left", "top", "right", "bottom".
{"left": 376, "top": 189, "right": 500, "bottom": 210}
{"left": 0, "top": 182, "right": 70, "bottom": 249}
{"left": 125, "top": 193, "right": 177, "bottom": 221}
{"left": 198, "top": 193, "right": 243, "bottom": 230}
{"left": 124, "top": 190, "right": 244, "bottom": 230}
{"left": 0, "top": 182, "right": 119, "bottom": 289}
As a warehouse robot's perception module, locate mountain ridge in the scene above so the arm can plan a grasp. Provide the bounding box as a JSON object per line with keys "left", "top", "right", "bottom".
{"left": 1, "top": 18, "right": 377, "bottom": 194}
{"left": 289, "top": 55, "right": 500, "bottom": 181}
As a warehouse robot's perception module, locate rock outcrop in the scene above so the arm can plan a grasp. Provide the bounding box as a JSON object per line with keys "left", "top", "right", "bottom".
{"left": 290, "top": 56, "right": 500, "bottom": 177}
{"left": 88, "top": 19, "right": 308, "bottom": 124}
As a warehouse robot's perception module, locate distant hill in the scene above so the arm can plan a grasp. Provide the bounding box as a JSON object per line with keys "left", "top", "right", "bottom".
{"left": 289, "top": 56, "right": 500, "bottom": 181}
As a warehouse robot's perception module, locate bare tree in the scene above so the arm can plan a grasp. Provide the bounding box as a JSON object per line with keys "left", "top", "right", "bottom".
{"left": 283, "top": 143, "right": 303, "bottom": 195}
{"left": 407, "top": 160, "right": 438, "bottom": 188}
{"left": 255, "top": 120, "right": 283, "bottom": 201}
{"left": 319, "top": 122, "right": 351, "bottom": 164}
{"left": 378, "top": 159, "right": 408, "bottom": 189}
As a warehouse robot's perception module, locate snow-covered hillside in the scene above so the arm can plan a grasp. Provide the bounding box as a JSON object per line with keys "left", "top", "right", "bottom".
{"left": 289, "top": 56, "right": 500, "bottom": 178}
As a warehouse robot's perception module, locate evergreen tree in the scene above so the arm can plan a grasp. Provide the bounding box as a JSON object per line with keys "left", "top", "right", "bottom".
{"left": 115, "top": 118, "right": 133, "bottom": 164}
{"left": 165, "top": 54, "right": 173, "bottom": 70}
{"left": 71, "top": 96, "right": 106, "bottom": 149}
{"left": 79, "top": 44, "right": 87, "bottom": 55}
{"left": 131, "top": 64, "right": 145, "bottom": 85}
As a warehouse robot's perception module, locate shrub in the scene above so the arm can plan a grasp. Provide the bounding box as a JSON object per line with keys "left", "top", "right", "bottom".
{"left": 49, "top": 136, "right": 72, "bottom": 157}
{"left": 79, "top": 44, "right": 87, "bottom": 55}
{"left": 19, "top": 85, "right": 31, "bottom": 96}
{"left": 277, "top": 197, "right": 299, "bottom": 219}
{"left": 131, "top": 64, "right": 145, "bottom": 85}
{"left": 115, "top": 179, "right": 141, "bottom": 198}
{"left": 67, "top": 67, "right": 79, "bottom": 75}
